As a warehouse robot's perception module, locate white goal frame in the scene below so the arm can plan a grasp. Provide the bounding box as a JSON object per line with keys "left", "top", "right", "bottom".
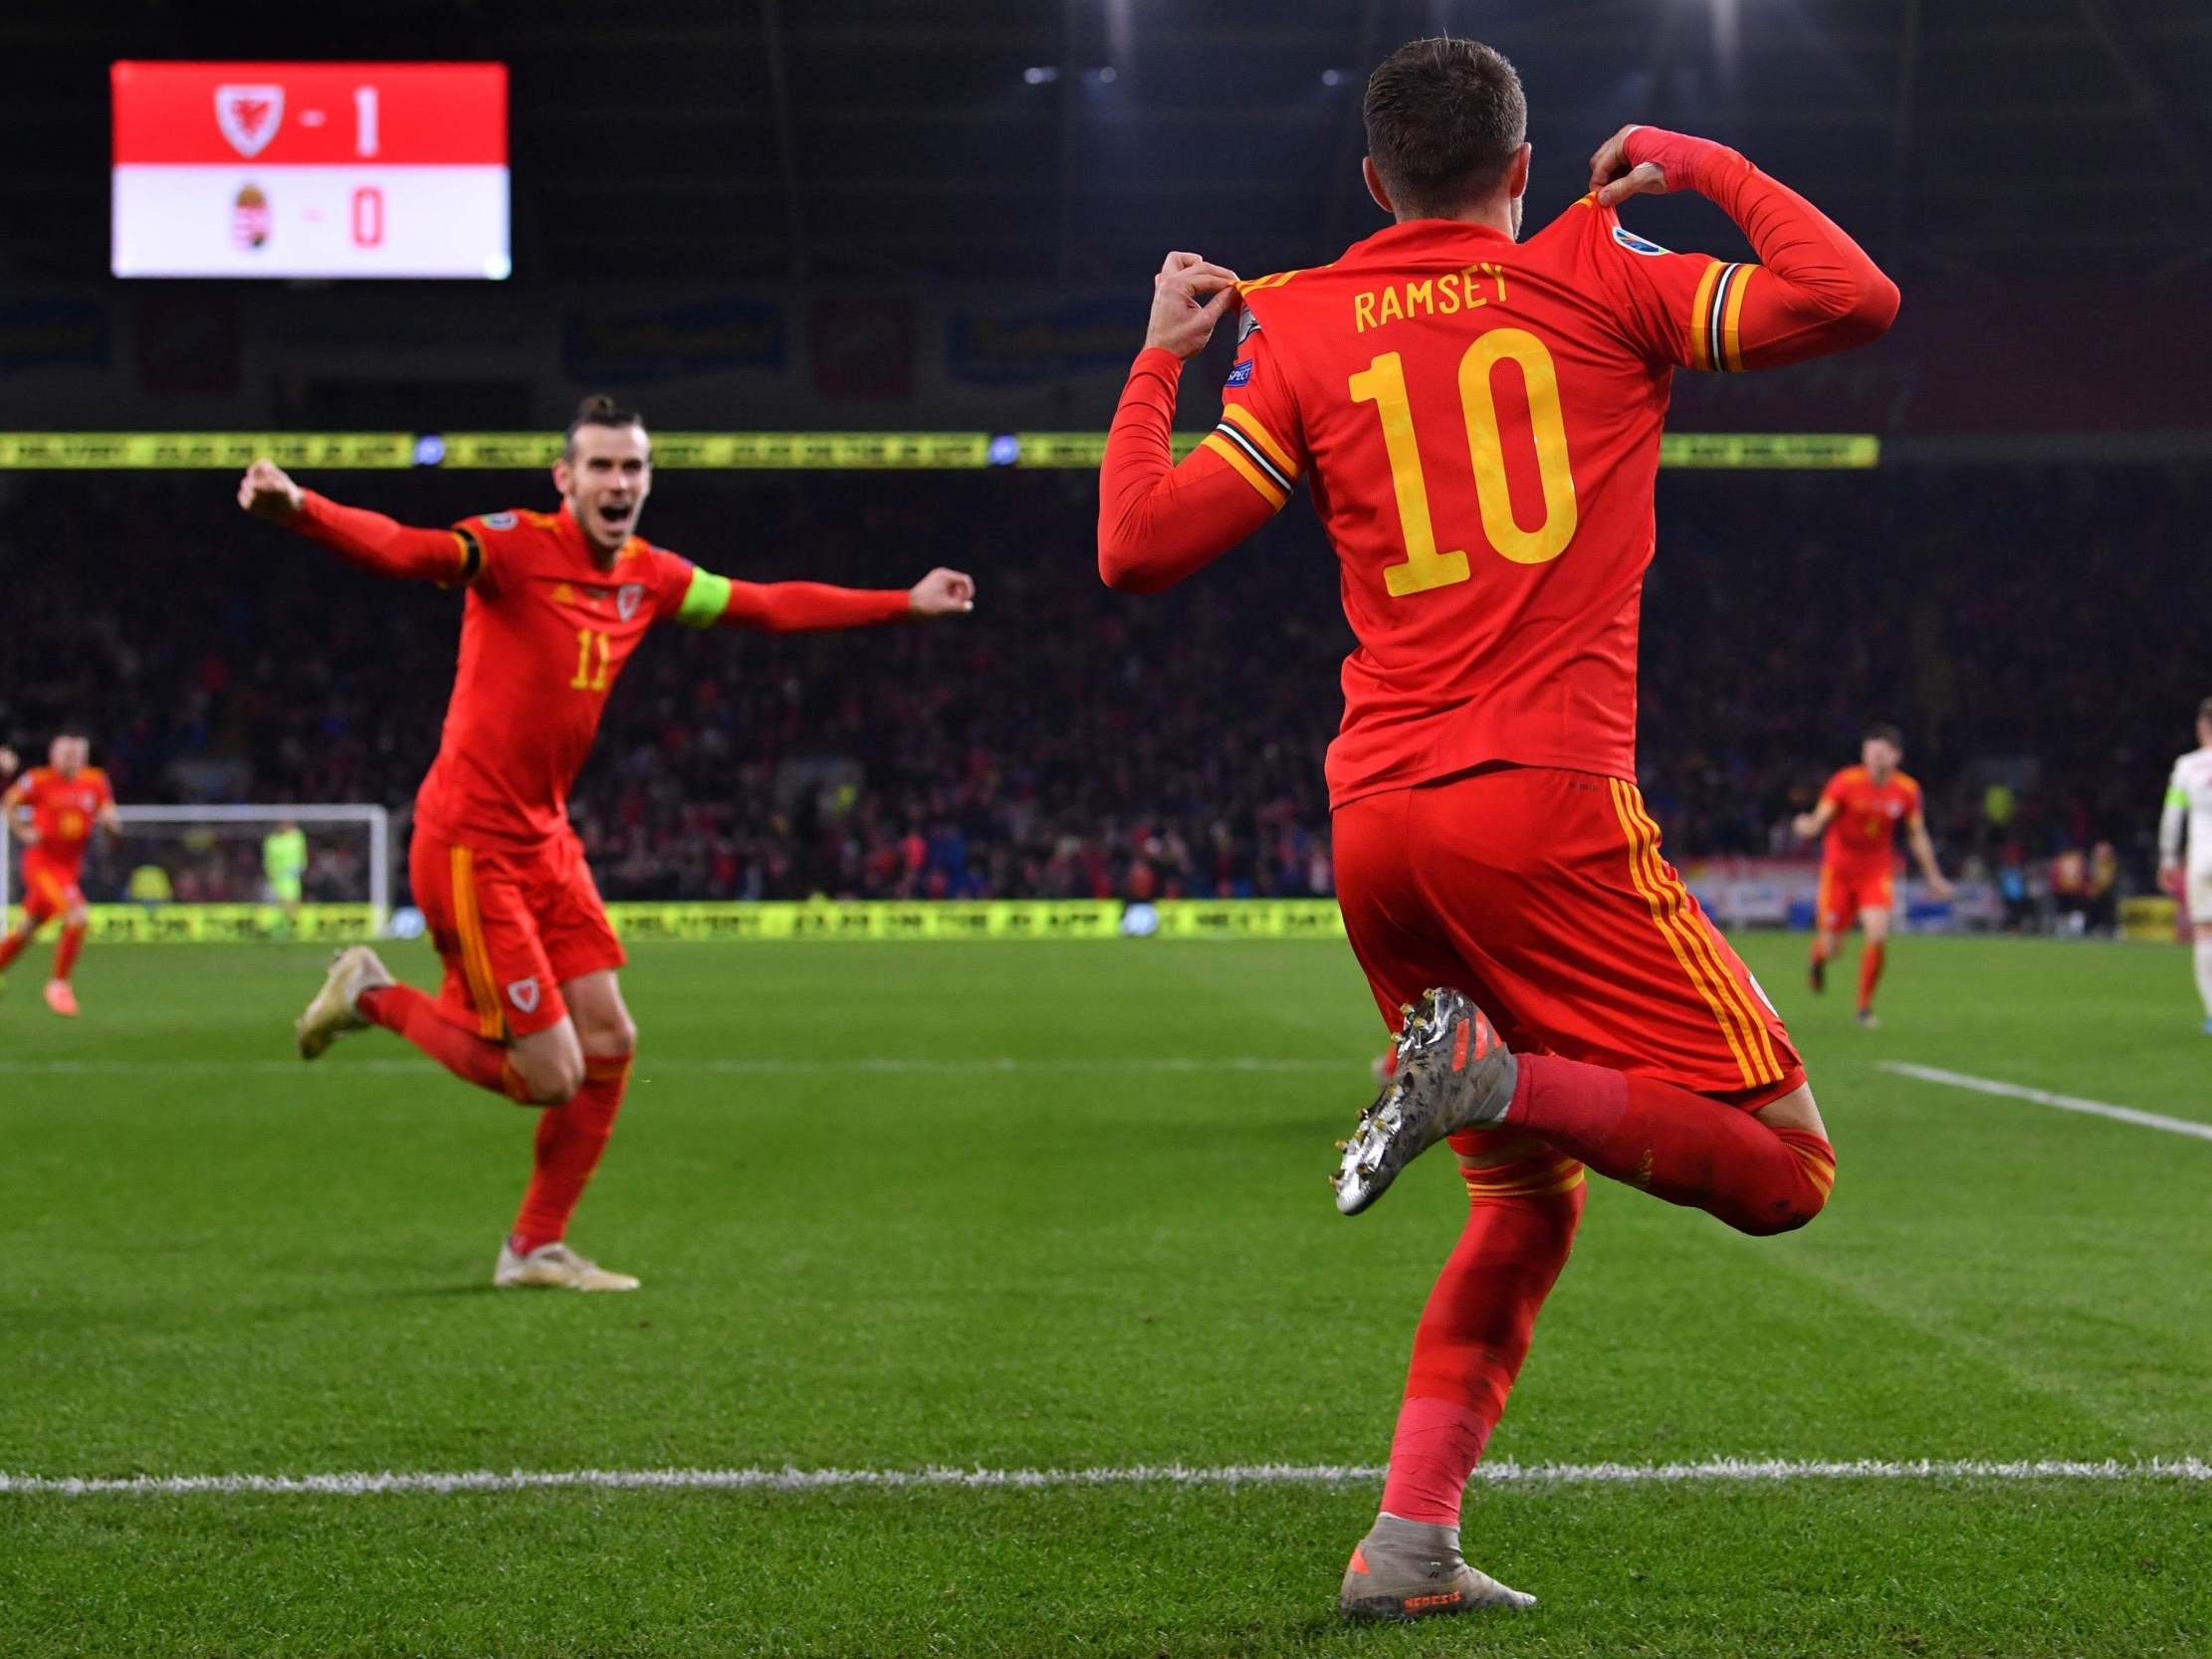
{"left": 1, "top": 802, "right": 391, "bottom": 932}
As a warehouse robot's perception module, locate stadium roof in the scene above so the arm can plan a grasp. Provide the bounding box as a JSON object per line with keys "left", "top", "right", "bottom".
{"left": 9, "top": 0, "right": 2210, "bottom": 285}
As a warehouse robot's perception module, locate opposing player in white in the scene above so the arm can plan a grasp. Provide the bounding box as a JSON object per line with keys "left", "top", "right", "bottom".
{"left": 2155, "top": 698, "right": 2212, "bottom": 1033}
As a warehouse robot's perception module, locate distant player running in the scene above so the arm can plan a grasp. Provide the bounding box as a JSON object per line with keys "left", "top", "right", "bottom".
{"left": 0, "top": 732, "right": 121, "bottom": 1017}
{"left": 1101, "top": 39, "right": 1896, "bottom": 1620}
{"left": 240, "top": 397, "right": 975, "bottom": 1291}
{"left": 1792, "top": 723, "right": 1953, "bottom": 1028}
{"left": 2155, "top": 698, "right": 2212, "bottom": 1032}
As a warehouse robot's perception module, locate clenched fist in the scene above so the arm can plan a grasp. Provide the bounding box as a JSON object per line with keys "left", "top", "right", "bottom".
{"left": 237, "top": 458, "right": 304, "bottom": 521}
{"left": 907, "top": 568, "right": 977, "bottom": 617}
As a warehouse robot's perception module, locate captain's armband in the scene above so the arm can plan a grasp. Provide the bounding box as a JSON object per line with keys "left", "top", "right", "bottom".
{"left": 676, "top": 567, "right": 733, "bottom": 628}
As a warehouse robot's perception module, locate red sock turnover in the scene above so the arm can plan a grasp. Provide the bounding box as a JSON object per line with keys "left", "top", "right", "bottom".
{"left": 1505, "top": 1055, "right": 1835, "bottom": 1236}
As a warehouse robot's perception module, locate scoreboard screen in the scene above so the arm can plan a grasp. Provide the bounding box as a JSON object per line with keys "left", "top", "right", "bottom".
{"left": 111, "top": 62, "right": 509, "bottom": 280}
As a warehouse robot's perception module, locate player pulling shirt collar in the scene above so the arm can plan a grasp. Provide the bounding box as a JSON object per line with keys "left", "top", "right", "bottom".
{"left": 1103, "top": 132, "right": 1896, "bottom": 807}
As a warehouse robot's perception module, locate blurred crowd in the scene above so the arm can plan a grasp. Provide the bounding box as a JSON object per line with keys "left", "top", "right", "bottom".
{"left": 2, "top": 462, "right": 2203, "bottom": 907}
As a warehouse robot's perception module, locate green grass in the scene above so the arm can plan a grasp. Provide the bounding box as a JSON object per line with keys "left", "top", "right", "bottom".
{"left": 2, "top": 933, "right": 2208, "bottom": 1656}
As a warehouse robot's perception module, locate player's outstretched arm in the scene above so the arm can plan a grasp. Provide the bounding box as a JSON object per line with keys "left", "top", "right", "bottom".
{"left": 674, "top": 567, "right": 974, "bottom": 634}
{"left": 1590, "top": 124, "right": 1899, "bottom": 366}
{"left": 1906, "top": 818, "right": 1955, "bottom": 902}
{"left": 237, "top": 459, "right": 482, "bottom": 585}
{"left": 1098, "top": 253, "right": 1282, "bottom": 594}
{"left": 1792, "top": 799, "right": 1837, "bottom": 841}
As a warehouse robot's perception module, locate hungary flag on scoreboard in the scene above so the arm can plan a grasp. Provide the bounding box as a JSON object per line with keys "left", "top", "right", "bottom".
{"left": 111, "top": 62, "right": 509, "bottom": 280}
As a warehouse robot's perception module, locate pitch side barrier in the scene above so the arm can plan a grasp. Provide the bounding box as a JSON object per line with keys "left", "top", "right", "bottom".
{"left": 0, "top": 432, "right": 1880, "bottom": 471}
{"left": 3, "top": 900, "right": 1350, "bottom": 944}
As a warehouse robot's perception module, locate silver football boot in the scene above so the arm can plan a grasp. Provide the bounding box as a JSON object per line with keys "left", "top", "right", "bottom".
{"left": 1339, "top": 1513, "right": 1536, "bottom": 1620}
{"left": 1333, "top": 987, "right": 1517, "bottom": 1216}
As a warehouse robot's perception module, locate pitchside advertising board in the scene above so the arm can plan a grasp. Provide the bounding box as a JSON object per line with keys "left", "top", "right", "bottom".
{"left": 111, "top": 62, "right": 509, "bottom": 280}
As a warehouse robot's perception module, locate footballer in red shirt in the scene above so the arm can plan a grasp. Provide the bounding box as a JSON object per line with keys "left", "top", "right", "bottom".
{"left": 0, "top": 733, "right": 120, "bottom": 1017}
{"left": 1099, "top": 39, "right": 1896, "bottom": 1619}
{"left": 241, "top": 397, "right": 975, "bottom": 1292}
{"left": 1792, "top": 723, "right": 1953, "bottom": 1027}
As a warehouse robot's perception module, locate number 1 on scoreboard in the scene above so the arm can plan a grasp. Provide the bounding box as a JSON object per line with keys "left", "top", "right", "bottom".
{"left": 353, "top": 86, "right": 378, "bottom": 157}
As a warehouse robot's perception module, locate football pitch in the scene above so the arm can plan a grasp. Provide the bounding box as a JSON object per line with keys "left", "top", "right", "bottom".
{"left": 2, "top": 933, "right": 2207, "bottom": 1658}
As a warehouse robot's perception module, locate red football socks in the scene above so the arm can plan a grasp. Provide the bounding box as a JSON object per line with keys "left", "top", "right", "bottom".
{"left": 52, "top": 923, "right": 86, "bottom": 982}
{"left": 357, "top": 983, "right": 522, "bottom": 1100}
{"left": 1505, "top": 1055, "right": 1835, "bottom": 1235}
{"left": 1857, "top": 941, "right": 1886, "bottom": 1013}
{"left": 1378, "top": 1145, "right": 1585, "bottom": 1526}
{"left": 511, "top": 1054, "right": 631, "bottom": 1253}
{"left": 0, "top": 927, "right": 29, "bottom": 973}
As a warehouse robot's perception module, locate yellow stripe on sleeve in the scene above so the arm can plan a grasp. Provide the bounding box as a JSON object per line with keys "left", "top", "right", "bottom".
{"left": 1220, "top": 404, "right": 1299, "bottom": 480}
{"left": 1686, "top": 261, "right": 1721, "bottom": 371}
{"left": 1721, "top": 265, "right": 1756, "bottom": 372}
{"left": 1200, "top": 432, "right": 1288, "bottom": 510}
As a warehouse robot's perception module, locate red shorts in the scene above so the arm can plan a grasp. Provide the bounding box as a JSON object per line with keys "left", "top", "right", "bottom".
{"left": 18, "top": 850, "right": 85, "bottom": 918}
{"left": 408, "top": 822, "right": 624, "bottom": 1040}
{"left": 1335, "top": 766, "right": 1805, "bottom": 1112}
{"left": 1817, "top": 863, "right": 1895, "bottom": 933}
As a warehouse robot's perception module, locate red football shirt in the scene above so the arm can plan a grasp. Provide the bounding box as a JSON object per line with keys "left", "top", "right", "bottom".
{"left": 414, "top": 507, "right": 700, "bottom": 846}
{"left": 289, "top": 491, "right": 915, "bottom": 849}
{"left": 1214, "top": 201, "right": 1764, "bottom": 805}
{"left": 1100, "top": 129, "right": 1897, "bottom": 813}
{"left": 9, "top": 766, "right": 113, "bottom": 872}
{"left": 1819, "top": 765, "right": 1922, "bottom": 872}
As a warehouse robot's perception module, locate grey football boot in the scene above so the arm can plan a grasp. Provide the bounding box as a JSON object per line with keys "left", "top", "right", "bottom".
{"left": 1339, "top": 1513, "right": 1536, "bottom": 1620}
{"left": 296, "top": 945, "right": 394, "bottom": 1060}
{"left": 1333, "top": 987, "right": 1518, "bottom": 1216}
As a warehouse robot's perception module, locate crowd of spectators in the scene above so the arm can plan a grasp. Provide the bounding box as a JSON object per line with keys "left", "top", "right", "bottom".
{"left": 2, "top": 461, "right": 2203, "bottom": 906}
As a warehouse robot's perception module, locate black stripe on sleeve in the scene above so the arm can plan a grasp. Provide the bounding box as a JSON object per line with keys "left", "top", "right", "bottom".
{"left": 453, "top": 526, "right": 484, "bottom": 583}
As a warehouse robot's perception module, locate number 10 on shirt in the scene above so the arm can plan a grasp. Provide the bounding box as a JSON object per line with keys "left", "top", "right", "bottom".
{"left": 1349, "top": 328, "right": 1580, "bottom": 598}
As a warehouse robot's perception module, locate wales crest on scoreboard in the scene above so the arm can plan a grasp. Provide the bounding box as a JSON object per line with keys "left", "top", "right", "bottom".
{"left": 214, "top": 84, "right": 285, "bottom": 158}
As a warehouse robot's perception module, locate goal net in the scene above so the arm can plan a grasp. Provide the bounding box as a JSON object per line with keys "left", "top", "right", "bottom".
{"left": 1, "top": 803, "right": 392, "bottom": 942}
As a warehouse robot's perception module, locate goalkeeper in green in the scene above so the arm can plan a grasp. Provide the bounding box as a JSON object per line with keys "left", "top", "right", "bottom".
{"left": 264, "top": 821, "right": 308, "bottom": 919}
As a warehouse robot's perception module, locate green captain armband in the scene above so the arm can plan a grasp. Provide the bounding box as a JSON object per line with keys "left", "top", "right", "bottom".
{"left": 676, "top": 567, "right": 733, "bottom": 629}
{"left": 2167, "top": 786, "right": 2191, "bottom": 810}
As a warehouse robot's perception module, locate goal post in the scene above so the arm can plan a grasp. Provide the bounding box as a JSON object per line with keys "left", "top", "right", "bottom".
{"left": 2, "top": 803, "right": 392, "bottom": 939}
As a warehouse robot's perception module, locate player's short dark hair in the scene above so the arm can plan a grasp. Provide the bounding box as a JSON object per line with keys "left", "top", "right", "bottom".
{"left": 1363, "top": 37, "right": 1528, "bottom": 219}
{"left": 2197, "top": 697, "right": 2212, "bottom": 727}
{"left": 563, "top": 393, "right": 646, "bottom": 459}
{"left": 1864, "top": 722, "right": 1904, "bottom": 750}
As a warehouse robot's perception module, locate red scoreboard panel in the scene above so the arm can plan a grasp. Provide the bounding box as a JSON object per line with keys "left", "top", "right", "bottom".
{"left": 111, "top": 62, "right": 509, "bottom": 279}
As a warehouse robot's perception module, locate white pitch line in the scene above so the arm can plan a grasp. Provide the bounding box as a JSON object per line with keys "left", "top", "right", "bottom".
{"left": 0, "top": 1056, "right": 1350, "bottom": 1079}
{"left": 2, "top": 1457, "right": 2206, "bottom": 1499}
{"left": 1880, "top": 1062, "right": 2212, "bottom": 1143}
